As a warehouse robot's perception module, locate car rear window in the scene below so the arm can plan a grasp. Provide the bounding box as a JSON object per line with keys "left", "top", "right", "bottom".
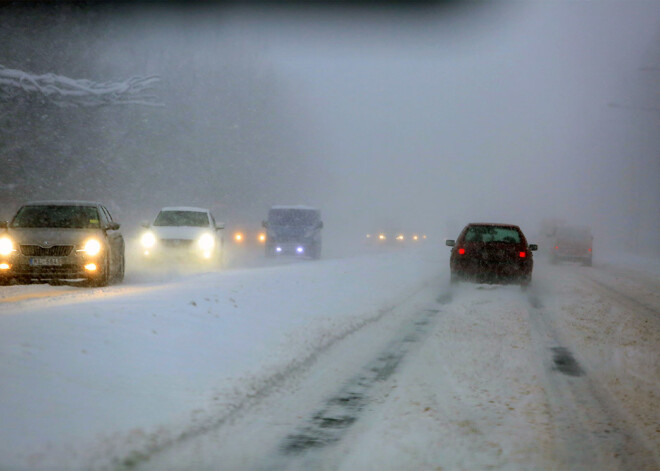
{"left": 11, "top": 205, "right": 101, "bottom": 229}
{"left": 153, "top": 211, "right": 209, "bottom": 227}
{"left": 464, "top": 225, "right": 521, "bottom": 243}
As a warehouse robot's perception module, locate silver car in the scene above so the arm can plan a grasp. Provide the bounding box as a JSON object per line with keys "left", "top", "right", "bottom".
{"left": 0, "top": 201, "right": 125, "bottom": 286}
{"left": 139, "top": 207, "right": 224, "bottom": 265}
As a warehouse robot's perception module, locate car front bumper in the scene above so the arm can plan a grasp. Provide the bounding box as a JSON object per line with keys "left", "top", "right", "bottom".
{"left": 0, "top": 252, "right": 105, "bottom": 280}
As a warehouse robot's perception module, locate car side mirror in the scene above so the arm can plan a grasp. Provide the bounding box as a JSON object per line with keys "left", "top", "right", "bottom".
{"left": 529, "top": 244, "right": 538, "bottom": 251}
{"left": 215, "top": 222, "right": 225, "bottom": 230}
{"left": 141, "top": 221, "right": 150, "bottom": 229}
{"left": 445, "top": 239, "right": 455, "bottom": 247}
{"left": 262, "top": 221, "right": 268, "bottom": 228}
{"left": 107, "top": 222, "right": 120, "bottom": 231}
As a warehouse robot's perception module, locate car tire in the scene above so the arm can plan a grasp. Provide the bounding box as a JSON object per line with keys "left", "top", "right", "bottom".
{"left": 90, "top": 256, "right": 110, "bottom": 287}
{"left": 113, "top": 250, "right": 125, "bottom": 283}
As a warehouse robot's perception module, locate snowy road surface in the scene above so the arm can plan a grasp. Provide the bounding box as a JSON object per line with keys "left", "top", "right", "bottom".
{"left": 0, "top": 247, "right": 658, "bottom": 470}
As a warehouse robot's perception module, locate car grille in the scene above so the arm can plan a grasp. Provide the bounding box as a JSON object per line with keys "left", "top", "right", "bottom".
{"left": 160, "top": 239, "right": 194, "bottom": 248}
{"left": 20, "top": 245, "right": 73, "bottom": 256}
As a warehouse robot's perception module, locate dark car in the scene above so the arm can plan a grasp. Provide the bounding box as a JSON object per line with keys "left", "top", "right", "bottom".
{"left": 262, "top": 206, "right": 323, "bottom": 259}
{"left": 0, "top": 201, "right": 125, "bottom": 286}
{"left": 550, "top": 225, "right": 593, "bottom": 266}
{"left": 446, "top": 223, "right": 538, "bottom": 287}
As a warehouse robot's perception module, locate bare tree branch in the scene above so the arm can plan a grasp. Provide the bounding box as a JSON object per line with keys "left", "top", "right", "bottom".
{"left": 0, "top": 65, "right": 162, "bottom": 107}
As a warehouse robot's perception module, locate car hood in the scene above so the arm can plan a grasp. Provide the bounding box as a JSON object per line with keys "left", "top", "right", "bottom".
{"left": 150, "top": 226, "right": 212, "bottom": 240}
{"left": 7, "top": 228, "right": 103, "bottom": 246}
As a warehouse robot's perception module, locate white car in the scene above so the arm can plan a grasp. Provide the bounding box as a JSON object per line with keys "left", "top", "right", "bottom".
{"left": 139, "top": 207, "right": 224, "bottom": 265}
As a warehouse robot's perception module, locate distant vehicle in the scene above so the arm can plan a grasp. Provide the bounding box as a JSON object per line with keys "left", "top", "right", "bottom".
{"left": 139, "top": 207, "right": 224, "bottom": 265}
{"left": 365, "top": 231, "right": 427, "bottom": 246}
{"left": 262, "top": 206, "right": 323, "bottom": 258}
{"left": 446, "top": 223, "right": 537, "bottom": 287}
{"left": 550, "top": 225, "right": 593, "bottom": 266}
{"left": 0, "top": 201, "right": 125, "bottom": 286}
{"left": 229, "top": 226, "right": 267, "bottom": 246}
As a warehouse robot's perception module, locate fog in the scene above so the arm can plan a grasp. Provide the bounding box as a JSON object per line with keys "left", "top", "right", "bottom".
{"left": 1, "top": 1, "right": 658, "bottom": 255}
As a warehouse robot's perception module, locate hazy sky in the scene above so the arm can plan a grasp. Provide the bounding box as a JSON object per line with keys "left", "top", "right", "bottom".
{"left": 2, "top": 1, "right": 658, "bottom": 252}
{"left": 233, "top": 1, "right": 659, "bottom": 248}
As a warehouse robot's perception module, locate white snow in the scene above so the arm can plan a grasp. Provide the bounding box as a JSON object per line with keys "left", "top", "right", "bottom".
{"left": 0, "top": 248, "right": 658, "bottom": 470}
{"left": 0, "top": 248, "right": 439, "bottom": 469}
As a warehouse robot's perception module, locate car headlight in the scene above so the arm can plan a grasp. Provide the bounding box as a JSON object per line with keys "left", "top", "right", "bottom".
{"left": 141, "top": 231, "right": 156, "bottom": 248}
{"left": 198, "top": 233, "right": 215, "bottom": 251}
{"left": 234, "top": 232, "right": 244, "bottom": 243}
{"left": 0, "top": 236, "right": 14, "bottom": 256}
{"left": 83, "top": 239, "right": 102, "bottom": 256}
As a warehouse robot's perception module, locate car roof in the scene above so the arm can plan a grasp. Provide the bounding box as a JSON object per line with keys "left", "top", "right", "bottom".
{"left": 159, "top": 206, "right": 210, "bottom": 213}
{"left": 466, "top": 222, "right": 522, "bottom": 229}
{"left": 22, "top": 200, "right": 102, "bottom": 207}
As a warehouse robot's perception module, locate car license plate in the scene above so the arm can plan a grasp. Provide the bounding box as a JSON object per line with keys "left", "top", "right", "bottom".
{"left": 29, "top": 257, "right": 63, "bottom": 266}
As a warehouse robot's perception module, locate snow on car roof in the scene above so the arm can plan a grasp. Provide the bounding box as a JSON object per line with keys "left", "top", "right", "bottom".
{"left": 23, "top": 200, "right": 102, "bottom": 206}
{"left": 159, "top": 206, "right": 210, "bottom": 213}
{"left": 468, "top": 222, "right": 521, "bottom": 228}
{"left": 270, "top": 205, "right": 319, "bottom": 211}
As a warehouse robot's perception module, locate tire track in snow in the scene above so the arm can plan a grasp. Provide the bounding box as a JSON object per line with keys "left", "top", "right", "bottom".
{"left": 117, "top": 282, "right": 438, "bottom": 471}
{"left": 264, "top": 308, "right": 441, "bottom": 470}
{"left": 526, "top": 293, "right": 658, "bottom": 470}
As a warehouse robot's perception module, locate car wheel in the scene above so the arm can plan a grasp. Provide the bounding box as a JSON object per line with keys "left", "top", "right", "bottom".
{"left": 113, "top": 250, "right": 125, "bottom": 283}
{"left": 90, "top": 256, "right": 110, "bottom": 287}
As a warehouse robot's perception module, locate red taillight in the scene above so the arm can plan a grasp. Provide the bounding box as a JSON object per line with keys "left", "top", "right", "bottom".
{"left": 519, "top": 252, "right": 526, "bottom": 258}
{"left": 458, "top": 248, "right": 465, "bottom": 255}
{"left": 554, "top": 246, "right": 559, "bottom": 250}
{"left": 588, "top": 248, "right": 592, "bottom": 252}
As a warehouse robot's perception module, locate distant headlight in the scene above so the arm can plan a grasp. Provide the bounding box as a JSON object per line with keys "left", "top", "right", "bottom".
{"left": 0, "top": 236, "right": 14, "bottom": 256}
{"left": 83, "top": 239, "right": 102, "bottom": 256}
{"left": 141, "top": 231, "right": 156, "bottom": 248}
{"left": 234, "top": 232, "right": 244, "bottom": 243}
{"left": 198, "top": 233, "right": 215, "bottom": 251}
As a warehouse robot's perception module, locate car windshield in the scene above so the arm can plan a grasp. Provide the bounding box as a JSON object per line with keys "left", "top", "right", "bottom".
{"left": 153, "top": 210, "right": 209, "bottom": 227}
{"left": 10, "top": 205, "right": 101, "bottom": 229}
{"left": 464, "top": 225, "right": 522, "bottom": 244}
{"left": 268, "top": 209, "right": 319, "bottom": 226}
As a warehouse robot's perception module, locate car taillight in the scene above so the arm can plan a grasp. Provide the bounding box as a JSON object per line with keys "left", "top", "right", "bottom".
{"left": 458, "top": 248, "right": 465, "bottom": 255}
{"left": 519, "top": 252, "right": 526, "bottom": 258}
{"left": 554, "top": 246, "right": 559, "bottom": 250}
{"left": 588, "top": 248, "right": 592, "bottom": 252}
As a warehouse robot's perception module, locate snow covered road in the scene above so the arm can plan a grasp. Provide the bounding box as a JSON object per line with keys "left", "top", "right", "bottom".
{"left": 0, "top": 248, "right": 658, "bottom": 470}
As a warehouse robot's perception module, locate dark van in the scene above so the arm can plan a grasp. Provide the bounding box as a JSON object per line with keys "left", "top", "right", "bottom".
{"left": 263, "top": 206, "right": 323, "bottom": 259}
